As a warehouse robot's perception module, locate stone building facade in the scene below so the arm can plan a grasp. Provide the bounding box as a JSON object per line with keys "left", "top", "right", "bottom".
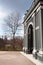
{"left": 23, "top": 0, "right": 43, "bottom": 61}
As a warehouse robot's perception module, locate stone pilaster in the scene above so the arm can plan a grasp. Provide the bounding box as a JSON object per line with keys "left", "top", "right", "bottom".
{"left": 37, "top": 9, "right": 43, "bottom": 61}
{"left": 32, "top": 13, "right": 37, "bottom": 59}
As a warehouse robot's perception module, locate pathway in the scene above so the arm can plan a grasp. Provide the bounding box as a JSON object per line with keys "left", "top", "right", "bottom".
{"left": 0, "top": 51, "right": 36, "bottom": 65}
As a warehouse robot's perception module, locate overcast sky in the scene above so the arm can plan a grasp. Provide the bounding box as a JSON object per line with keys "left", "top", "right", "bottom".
{"left": 0, "top": 0, "right": 33, "bottom": 37}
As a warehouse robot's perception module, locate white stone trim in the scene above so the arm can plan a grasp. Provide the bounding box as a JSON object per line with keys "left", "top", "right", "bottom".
{"left": 25, "top": 3, "right": 43, "bottom": 23}
{"left": 32, "top": 13, "right": 35, "bottom": 18}
{"left": 39, "top": 50, "right": 43, "bottom": 55}
{"left": 20, "top": 52, "right": 43, "bottom": 65}
{"left": 36, "top": 6, "right": 41, "bottom": 12}
{"left": 25, "top": 47, "right": 27, "bottom": 51}
{"left": 28, "top": 22, "right": 33, "bottom": 27}
{"left": 23, "top": 47, "right": 25, "bottom": 50}
{"left": 25, "top": 2, "right": 40, "bottom": 22}
{"left": 24, "top": 2, "right": 43, "bottom": 23}
{"left": 36, "top": 5, "right": 43, "bottom": 13}
{"left": 24, "top": 21, "right": 26, "bottom": 26}
{"left": 33, "top": 49, "right": 37, "bottom": 54}
{"left": 38, "top": 50, "right": 43, "bottom": 57}
{"left": 35, "top": 26, "right": 39, "bottom": 30}
{"left": 40, "top": 8, "right": 43, "bottom": 51}
{"left": 26, "top": 22, "right": 33, "bottom": 33}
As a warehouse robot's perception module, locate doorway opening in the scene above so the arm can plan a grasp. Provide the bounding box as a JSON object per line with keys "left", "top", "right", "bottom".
{"left": 28, "top": 24, "right": 33, "bottom": 53}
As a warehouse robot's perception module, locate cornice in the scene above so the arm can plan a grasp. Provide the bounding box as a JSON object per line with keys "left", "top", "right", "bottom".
{"left": 24, "top": 0, "right": 43, "bottom": 23}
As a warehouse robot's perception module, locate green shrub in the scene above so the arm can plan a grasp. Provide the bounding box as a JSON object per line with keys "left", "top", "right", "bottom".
{"left": 5, "top": 45, "right": 14, "bottom": 51}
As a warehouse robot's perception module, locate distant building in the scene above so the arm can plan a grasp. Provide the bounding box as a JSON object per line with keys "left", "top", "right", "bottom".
{"left": 23, "top": 0, "right": 43, "bottom": 62}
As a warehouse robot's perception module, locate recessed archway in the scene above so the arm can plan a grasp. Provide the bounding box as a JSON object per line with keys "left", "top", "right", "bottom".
{"left": 28, "top": 24, "right": 33, "bottom": 53}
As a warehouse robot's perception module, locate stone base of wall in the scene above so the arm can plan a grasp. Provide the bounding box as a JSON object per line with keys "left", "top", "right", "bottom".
{"left": 23, "top": 47, "right": 43, "bottom": 62}
{"left": 37, "top": 51, "right": 43, "bottom": 61}
{"left": 32, "top": 49, "right": 38, "bottom": 59}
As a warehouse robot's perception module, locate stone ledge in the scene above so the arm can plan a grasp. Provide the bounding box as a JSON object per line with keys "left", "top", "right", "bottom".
{"left": 20, "top": 52, "right": 43, "bottom": 65}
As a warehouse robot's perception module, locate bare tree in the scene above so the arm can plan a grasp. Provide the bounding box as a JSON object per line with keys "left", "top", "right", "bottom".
{"left": 4, "top": 11, "right": 20, "bottom": 39}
